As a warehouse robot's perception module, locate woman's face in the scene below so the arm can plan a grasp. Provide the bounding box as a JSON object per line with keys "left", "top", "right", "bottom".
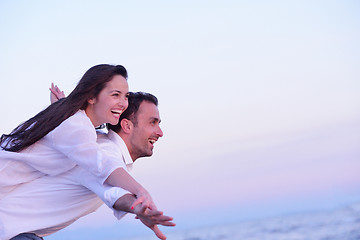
{"left": 86, "top": 75, "right": 129, "bottom": 127}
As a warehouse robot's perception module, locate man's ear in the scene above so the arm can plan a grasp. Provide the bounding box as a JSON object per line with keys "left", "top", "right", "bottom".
{"left": 120, "top": 119, "right": 132, "bottom": 133}
{"left": 88, "top": 97, "right": 96, "bottom": 105}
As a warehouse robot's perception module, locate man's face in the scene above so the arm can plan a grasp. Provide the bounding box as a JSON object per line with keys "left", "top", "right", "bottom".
{"left": 129, "top": 101, "right": 163, "bottom": 160}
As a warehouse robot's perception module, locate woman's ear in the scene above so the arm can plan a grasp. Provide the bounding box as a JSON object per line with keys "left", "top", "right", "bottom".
{"left": 120, "top": 119, "right": 132, "bottom": 133}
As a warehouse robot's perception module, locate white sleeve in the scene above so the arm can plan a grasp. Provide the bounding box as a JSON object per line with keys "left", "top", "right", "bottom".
{"left": 104, "top": 186, "right": 130, "bottom": 220}
{"left": 72, "top": 167, "right": 129, "bottom": 220}
{"left": 50, "top": 112, "right": 122, "bottom": 184}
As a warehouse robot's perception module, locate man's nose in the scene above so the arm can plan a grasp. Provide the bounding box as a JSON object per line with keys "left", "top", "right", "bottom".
{"left": 156, "top": 125, "right": 164, "bottom": 137}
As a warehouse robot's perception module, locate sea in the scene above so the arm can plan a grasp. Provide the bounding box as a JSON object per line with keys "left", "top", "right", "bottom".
{"left": 126, "top": 202, "right": 360, "bottom": 240}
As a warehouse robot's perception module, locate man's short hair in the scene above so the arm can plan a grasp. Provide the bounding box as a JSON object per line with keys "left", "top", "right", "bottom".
{"left": 107, "top": 92, "right": 158, "bottom": 132}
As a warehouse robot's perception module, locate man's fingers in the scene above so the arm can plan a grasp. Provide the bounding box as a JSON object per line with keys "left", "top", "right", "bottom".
{"left": 158, "top": 221, "right": 176, "bottom": 227}
{"left": 144, "top": 214, "right": 176, "bottom": 226}
{"left": 151, "top": 215, "right": 173, "bottom": 222}
{"left": 49, "top": 88, "right": 57, "bottom": 95}
{"left": 152, "top": 217, "right": 176, "bottom": 227}
{"left": 50, "top": 83, "right": 65, "bottom": 96}
{"left": 152, "top": 225, "right": 166, "bottom": 240}
{"left": 143, "top": 208, "right": 162, "bottom": 217}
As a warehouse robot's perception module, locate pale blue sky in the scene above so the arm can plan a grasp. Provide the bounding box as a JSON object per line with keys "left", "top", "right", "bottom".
{"left": 1, "top": 0, "right": 359, "bottom": 239}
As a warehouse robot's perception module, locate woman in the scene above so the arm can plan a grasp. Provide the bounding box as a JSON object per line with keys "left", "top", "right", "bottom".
{"left": 0, "top": 64, "right": 153, "bottom": 209}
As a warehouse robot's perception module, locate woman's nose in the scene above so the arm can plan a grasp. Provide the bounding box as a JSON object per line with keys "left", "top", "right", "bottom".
{"left": 119, "top": 97, "right": 128, "bottom": 110}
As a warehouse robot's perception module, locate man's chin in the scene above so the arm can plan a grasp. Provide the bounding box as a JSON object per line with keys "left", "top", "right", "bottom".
{"left": 141, "top": 151, "right": 153, "bottom": 158}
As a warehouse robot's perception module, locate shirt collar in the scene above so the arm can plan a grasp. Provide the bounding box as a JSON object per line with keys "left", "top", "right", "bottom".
{"left": 107, "top": 129, "right": 133, "bottom": 170}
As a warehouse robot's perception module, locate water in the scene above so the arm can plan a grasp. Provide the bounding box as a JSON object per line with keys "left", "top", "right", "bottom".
{"left": 128, "top": 203, "right": 360, "bottom": 240}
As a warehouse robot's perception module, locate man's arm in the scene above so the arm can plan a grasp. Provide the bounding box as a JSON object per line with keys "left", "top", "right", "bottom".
{"left": 105, "top": 167, "right": 156, "bottom": 210}
{"left": 69, "top": 166, "right": 175, "bottom": 240}
{"left": 50, "top": 83, "right": 65, "bottom": 104}
{"left": 114, "top": 194, "right": 176, "bottom": 240}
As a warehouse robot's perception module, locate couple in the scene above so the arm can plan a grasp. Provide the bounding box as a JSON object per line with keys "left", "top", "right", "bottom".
{"left": 0, "top": 64, "right": 175, "bottom": 239}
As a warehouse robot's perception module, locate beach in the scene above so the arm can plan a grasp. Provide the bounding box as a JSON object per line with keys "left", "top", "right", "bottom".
{"left": 126, "top": 202, "right": 360, "bottom": 240}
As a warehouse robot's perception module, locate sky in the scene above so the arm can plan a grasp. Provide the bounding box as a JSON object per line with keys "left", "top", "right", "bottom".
{"left": 0, "top": 0, "right": 360, "bottom": 239}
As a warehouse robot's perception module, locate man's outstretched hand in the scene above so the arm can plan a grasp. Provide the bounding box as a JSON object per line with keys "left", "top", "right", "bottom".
{"left": 133, "top": 203, "right": 176, "bottom": 240}
{"left": 50, "top": 83, "right": 65, "bottom": 104}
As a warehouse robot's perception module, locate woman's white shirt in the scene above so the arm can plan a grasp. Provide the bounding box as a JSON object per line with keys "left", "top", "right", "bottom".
{"left": 0, "top": 127, "right": 134, "bottom": 239}
{"left": 0, "top": 110, "right": 123, "bottom": 196}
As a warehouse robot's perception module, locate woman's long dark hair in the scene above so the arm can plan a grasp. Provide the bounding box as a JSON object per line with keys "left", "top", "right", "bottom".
{"left": 0, "top": 64, "right": 128, "bottom": 152}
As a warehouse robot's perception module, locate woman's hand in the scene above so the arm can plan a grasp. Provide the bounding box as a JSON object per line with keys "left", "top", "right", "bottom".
{"left": 131, "top": 189, "right": 157, "bottom": 211}
{"left": 133, "top": 203, "right": 176, "bottom": 240}
{"left": 105, "top": 168, "right": 158, "bottom": 211}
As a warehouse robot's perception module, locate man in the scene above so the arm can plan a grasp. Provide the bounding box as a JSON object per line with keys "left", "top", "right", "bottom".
{"left": 0, "top": 91, "right": 174, "bottom": 240}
